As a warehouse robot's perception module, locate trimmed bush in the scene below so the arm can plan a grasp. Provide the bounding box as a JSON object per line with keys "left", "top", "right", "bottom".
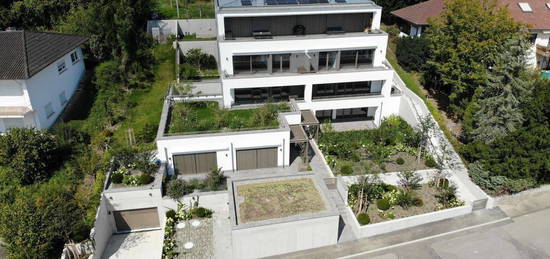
{"left": 396, "top": 157, "right": 405, "bottom": 165}
{"left": 138, "top": 173, "right": 154, "bottom": 185}
{"left": 413, "top": 197, "right": 424, "bottom": 207}
{"left": 376, "top": 199, "right": 391, "bottom": 211}
{"left": 166, "top": 179, "right": 193, "bottom": 199}
{"left": 339, "top": 163, "right": 353, "bottom": 175}
{"left": 165, "top": 209, "right": 176, "bottom": 219}
{"left": 357, "top": 213, "right": 370, "bottom": 225}
{"left": 111, "top": 173, "right": 123, "bottom": 183}
{"left": 396, "top": 191, "right": 416, "bottom": 209}
{"left": 189, "top": 207, "right": 213, "bottom": 218}
{"left": 425, "top": 156, "right": 438, "bottom": 168}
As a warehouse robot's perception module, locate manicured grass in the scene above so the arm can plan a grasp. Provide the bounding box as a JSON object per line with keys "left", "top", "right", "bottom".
{"left": 113, "top": 44, "right": 175, "bottom": 145}
{"left": 236, "top": 178, "right": 326, "bottom": 223}
{"left": 167, "top": 101, "right": 289, "bottom": 134}
{"left": 156, "top": 0, "right": 214, "bottom": 19}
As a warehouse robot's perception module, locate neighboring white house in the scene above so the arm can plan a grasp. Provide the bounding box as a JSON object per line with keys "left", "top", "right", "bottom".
{"left": 391, "top": 0, "right": 550, "bottom": 70}
{"left": 0, "top": 30, "right": 88, "bottom": 133}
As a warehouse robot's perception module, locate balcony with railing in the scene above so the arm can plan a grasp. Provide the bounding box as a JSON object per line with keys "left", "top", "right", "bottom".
{"left": 223, "top": 13, "right": 380, "bottom": 41}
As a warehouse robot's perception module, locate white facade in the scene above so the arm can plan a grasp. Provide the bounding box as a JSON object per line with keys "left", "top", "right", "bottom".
{"left": 216, "top": 3, "right": 400, "bottom": 125}
{"left": 0, "top": 47, "right": 85, "bottom": 133}
{"left": 532, "top": 31, "right": 550, "bottom": 69}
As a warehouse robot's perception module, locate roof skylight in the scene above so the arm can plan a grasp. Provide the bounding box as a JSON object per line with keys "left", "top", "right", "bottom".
{"left": 518, "top": 2, "right": 533, "bottom": 12}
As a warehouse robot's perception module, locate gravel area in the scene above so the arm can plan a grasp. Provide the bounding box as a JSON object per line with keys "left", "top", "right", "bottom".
{"left": 175, "top": 218, "right": 213, "bottom": 259}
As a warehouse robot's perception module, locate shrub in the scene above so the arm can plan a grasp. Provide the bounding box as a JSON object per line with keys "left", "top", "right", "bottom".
{"left": 357, "top": 213, "right": 370, "bottom": 225}
{"left": 166, "top": 179, "right": 193, "bottom": 199}
{"left": 398, "top": 170, "right": 422, "bottom": 191}
{"left": 396, "top": 36, "right": 429, "bottom": 72}
{"left": 413, "top": 197, "right": 424, "bottom": 207}
{"left": 376, "top": 199, "right": 391, "bottom": 211}
{"left": 138, "top": 173, "right": 154, "bottom": 185}
{"left": 425, "top": 156, "right": 437, "bottom": 168}
{"left": 165, "top": 209, "right": 176, "bottom": 220}
{"left": 179, "top": 64, "right": 200, "bottom": 80}
{"left": 111, "top": 172, "right": 123, "bottom": 184}
{"left": 204, "top": 168, "right": 226, "bottom": 191}
{"left": 396, "top": 157, "right": 405, "bottom": 165}
{"left": 396, "top": 191, "right": 416, "bottom": 209}
{"left": 339, "top": 163, "right": 353, "bottom": 175}
{"left": 189, "top": 207, "right": 213, "bottom": 218}
{"left": 435, "top": 184, "right": 458, "bottom": 207}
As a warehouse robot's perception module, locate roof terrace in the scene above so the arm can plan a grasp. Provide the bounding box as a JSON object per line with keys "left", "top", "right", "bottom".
{"left": 217, "top": 0, "right": 376, "bottom": 8}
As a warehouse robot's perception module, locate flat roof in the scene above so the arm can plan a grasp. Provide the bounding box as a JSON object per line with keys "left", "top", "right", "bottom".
{"left": 218, "top": 0, "right": 376, "bottom": 9}
{"left": 229, "top": 174, "right": 338, "bottom": 228}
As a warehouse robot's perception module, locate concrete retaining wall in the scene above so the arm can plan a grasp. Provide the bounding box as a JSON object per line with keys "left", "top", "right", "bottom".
{"left": 177, "top": 40, "right": 219, "bottom": 62}
{"left": 90, "top": 196, "right": 114, "bottom": 259}
{"left": 147, "top": 19, "right": 216, "bottom": 42}
{"left": 347, "top": 204, "right": 472, "bottom": 238}
{"left": 231, "top": 215, "right": 340, "bottom": 259}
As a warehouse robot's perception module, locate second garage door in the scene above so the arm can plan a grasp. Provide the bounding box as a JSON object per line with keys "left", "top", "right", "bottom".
{"left": 113, "top": 208, "right": 160, "bottom": 232}
{"left": 173, "top": 152, "right": 217, "bottom": 175}
{"left": 236, "top": 147, "right": 278, "bottom": 170}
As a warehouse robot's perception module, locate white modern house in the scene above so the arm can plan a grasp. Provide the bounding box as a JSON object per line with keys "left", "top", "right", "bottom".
{"left": 0, "top": 30, "right": 88, "bottom": 133}
{"left": 156, "top": 0, "right": 405, "bottom": 176}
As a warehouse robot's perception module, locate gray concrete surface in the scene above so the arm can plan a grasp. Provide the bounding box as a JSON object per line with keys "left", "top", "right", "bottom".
{"left": 276, "top": 207, "right": 550, "bottom": 259}
{"left": 101, "top": 230, "right": 163, "bottom": 259}
{"left": 496, "top": 185, "right": 550, "bottom": 217}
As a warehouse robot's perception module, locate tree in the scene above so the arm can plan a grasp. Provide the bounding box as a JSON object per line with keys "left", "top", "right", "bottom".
{"left": 0, "top": 183, "right": 86, "bottom": 258}
{"left": 398, "top": 170, "right": 422, "bottom": 192}
{"left": 0, "top": 129, "right": 63, "bottom": 185}
{"left": 468, "top": 34, "right": 533, "bottom": 143}
{"left": 396, "top": 36, "right": 430, "bottom": 72}
{"left": 424, "top": 0, "right": 525, "bottom": 117}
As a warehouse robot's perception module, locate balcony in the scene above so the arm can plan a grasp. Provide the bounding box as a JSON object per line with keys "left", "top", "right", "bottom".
{"left": 223, "top": 13, "right": 379, "bottom": 41}
{"left": 229, "top": 48, "right": 390, "bottom": 78}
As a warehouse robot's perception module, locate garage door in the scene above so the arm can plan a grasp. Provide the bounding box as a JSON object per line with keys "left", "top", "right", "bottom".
{"left": 236, "top": 147, "right": 278, "bottom": 170}
{"left": 173, "top": 152, "right": 217, "bottom": 175}
{"left": 113, "top": 208, "right": 160, "bottom": 232}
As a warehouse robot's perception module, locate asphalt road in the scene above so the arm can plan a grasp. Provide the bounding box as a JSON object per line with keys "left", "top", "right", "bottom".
{"left": 346, "top": 208, "right": 550, "bottom": 259}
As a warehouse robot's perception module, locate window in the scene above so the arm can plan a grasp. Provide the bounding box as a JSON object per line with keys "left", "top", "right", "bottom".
{"left": 57, "top": 61, "right": 67, "bottom": 74}
{"left": 272, "top": 54, "right": 290, "bottom": 73}
{"left": 3, "top": 118, "right": 24, "bottom": 130}
{"left": 45, "top": 103, "right": 54, "bottom": 119}
{"left": 59, "top": 91, "right": 67, "bottom": 105}
{"left": 234, "top": 85, "right": 304, "bottom": 104}
{"left": 312, "top": 81, "right": 378, "bottom": 99}
{"left": 232, "top": 55, "right": 269, "bottom": 74}
{"left": 70, "top": 51, "right": 79, "bottom": 64}
{"left": 340, "top": 49, "right": 374, "bottom": 68}
{"left": 318, "top": 52, "right": 338, "bottom": 71}
{"left": 547, "top": 3, "right": 550, "bottom": 9}
{"left": 518, "top": 3, "right": 532, "bottom": 12}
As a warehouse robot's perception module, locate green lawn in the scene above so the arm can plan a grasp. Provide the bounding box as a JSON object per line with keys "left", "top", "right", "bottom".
{"left": 156, "top": 0, "right": 214, "bottom": 19}
{"left": 168, "top": 101, "right": 290, "bottom": 134}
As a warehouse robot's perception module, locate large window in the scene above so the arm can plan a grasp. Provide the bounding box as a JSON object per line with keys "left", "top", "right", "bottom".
{"left": 232, "top": 55, "right": 269, "bottom": 74}
{"left": 340, "top": 49, "right": 374, "bottom": 68}
{"left": 272, "top": 54, "right": 290, "bottom": 73}
{"left": 318, "top": 51, "right": 338, "bottom": 71}
{"left": 234, "top": 85, "right": 305, "bottom": 104}
{"left": 312, "top": 81, "right": 381, "bottom": 99}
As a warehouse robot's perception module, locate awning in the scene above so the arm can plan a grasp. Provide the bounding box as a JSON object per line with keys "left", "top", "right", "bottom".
{"left": 0, "top": 106, "right": 31, "bottom": 118}
{"left": 290, "top": 125, "right": 308, "bottom": 143}
{"left": 301, "top": 110, "right": 319, "bottom": 126}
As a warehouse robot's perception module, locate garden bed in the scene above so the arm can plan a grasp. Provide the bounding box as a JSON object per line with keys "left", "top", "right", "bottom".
{"left": 318, "top": 116, "right": 437, "bottom": 175}
{"left": 167, "top": 101, "right": 290, "bottom": 134}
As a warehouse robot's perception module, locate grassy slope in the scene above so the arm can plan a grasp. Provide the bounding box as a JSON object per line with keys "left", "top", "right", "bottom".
{"left": 386, "top": 43, "right": 464, "bottom": 156}
{"left": 156, "top": 0, "right": 214, "bottom": 19}
{"left": 112, "top": 44, "right": 175, "bottom": 145}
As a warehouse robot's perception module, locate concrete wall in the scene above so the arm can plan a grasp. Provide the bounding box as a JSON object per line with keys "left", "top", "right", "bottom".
{"left": 25, "top": 47, "right": 85, "bottom": 129}
{"left": 232, "top": 215, "right": 339, "bottom": 259}
{"left": 346, "top": 204, "right": 472, "bottom": 238}
{"left": 147, "top": 19, "right": 217, "bottom": 41}
{"left": 90, "top": 195, "right": 115, "bottom": 259}
{"left": 178, "top": 40, "right": 219, "bottom": 62}
{"left": 157, "top": 129, "right": 291, "bottom": 175}
{"left": 177, "top": 19, "right": 217, "bottom": 38}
